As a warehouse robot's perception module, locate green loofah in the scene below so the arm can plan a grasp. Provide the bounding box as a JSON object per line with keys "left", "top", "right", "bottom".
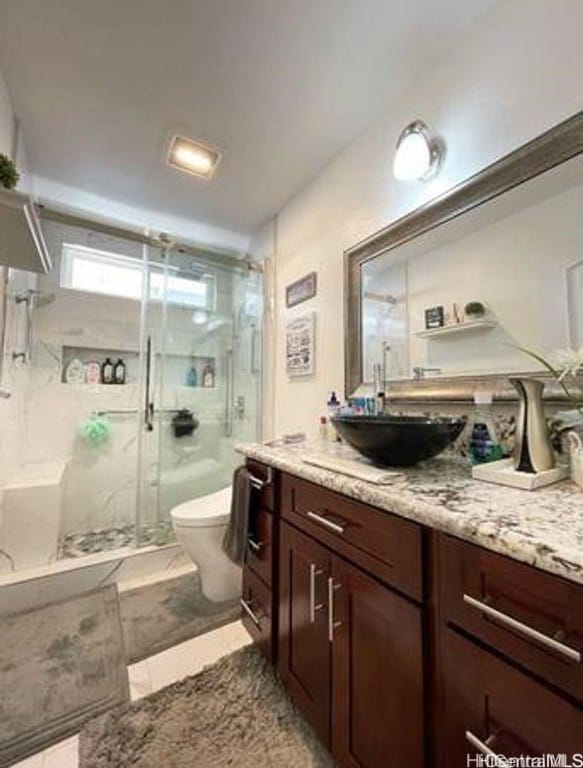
{"left": 79, "top": 416, "right": 110, "bottom": 445}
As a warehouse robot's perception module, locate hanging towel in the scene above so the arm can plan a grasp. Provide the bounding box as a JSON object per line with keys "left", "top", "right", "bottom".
{"left": 223, "top": 465, "right": 252, "bottom": 565}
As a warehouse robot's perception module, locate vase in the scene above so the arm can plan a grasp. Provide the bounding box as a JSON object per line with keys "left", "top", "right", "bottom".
{"left": 510, "top": 378, "right": 555, "bottom": 473}
{"left": 568, "top": 431, "right": 583, "bottom": 489}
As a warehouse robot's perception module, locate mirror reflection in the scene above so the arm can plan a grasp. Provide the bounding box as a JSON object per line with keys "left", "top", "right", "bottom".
{"left": 361, "top": 154, "right": 583, "bottom": 383}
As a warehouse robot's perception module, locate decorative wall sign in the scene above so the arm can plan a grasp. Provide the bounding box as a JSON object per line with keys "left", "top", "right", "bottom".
{"left": 425, "top": 305, "right": 445, "bottom": 329}
{"left": 286, "top": 272, "right": 317, "bottom": 308}
{"left": 286, "top": 313, "right": 315, "bottom": 377}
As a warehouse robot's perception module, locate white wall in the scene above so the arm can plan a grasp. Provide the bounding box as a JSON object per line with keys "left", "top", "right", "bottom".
{"left": 269, "top": 0, "right": 583, "bottom": 438}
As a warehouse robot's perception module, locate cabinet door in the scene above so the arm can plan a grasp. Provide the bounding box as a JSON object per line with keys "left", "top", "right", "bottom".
{"left": 331, "top": 555, "right": 424, "bottom": 768}
{"left": 442, "top": 628, "right": 583, "bottom": 766}
{"left": 278, "top": 522, "right": 331, "bottom": 746}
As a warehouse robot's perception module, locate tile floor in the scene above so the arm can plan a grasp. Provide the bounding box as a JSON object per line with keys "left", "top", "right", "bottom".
{"left": 10, "top": 620, "right": 252, "bottom": 768}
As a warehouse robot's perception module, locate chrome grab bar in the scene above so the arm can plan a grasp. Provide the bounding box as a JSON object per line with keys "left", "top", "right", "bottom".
{"left": 328, "top": 578, "right": 342, "bottom": 642}
{"left": 465, "top": 731, "right": 509, "bottom": 767}
{"left": 306, "top": 510, "right": 345, "bottom": 534}
{"left": 240, "top": 597, "right": 261, "bottom": 628}
{"left": 93, "top": 407, "right": 183, "bottom": 417}
{"left": 463, "top": 593, "right": 581, "bottom": 663}
{"left": 309, "top": 563, "right": 324, "bottom": 623}
{"left": 248, "top": 466, "right": 273, "bottom": 490}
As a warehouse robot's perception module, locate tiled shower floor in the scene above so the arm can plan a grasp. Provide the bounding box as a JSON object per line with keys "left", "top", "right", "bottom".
{"left": 58, "top": 522, "right": 174, "bottom": 558}
{"left": 10, "top": 620, "right": 252, "bottom": 768}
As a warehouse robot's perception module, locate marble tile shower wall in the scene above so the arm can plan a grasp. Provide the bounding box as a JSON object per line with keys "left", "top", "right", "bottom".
{"left": 0, "top": 269, "right": 37, "bottom": 487}
{"left": 1, "top": 220, "right": 239, "bottom": 543}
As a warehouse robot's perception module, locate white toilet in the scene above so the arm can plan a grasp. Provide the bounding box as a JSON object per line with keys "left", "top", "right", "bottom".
{"left": 170, "top": 486, "right": 241, "bottom": 603}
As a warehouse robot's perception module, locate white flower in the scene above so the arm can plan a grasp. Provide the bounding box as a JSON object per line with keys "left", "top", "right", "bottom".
{"left": 550, "top": 347, "right": 583, "bottom": 380}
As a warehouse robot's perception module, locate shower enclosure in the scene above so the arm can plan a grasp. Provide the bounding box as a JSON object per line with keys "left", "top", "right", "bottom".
{"left": 0, "top": 215, "right": 262, "bottom": 572}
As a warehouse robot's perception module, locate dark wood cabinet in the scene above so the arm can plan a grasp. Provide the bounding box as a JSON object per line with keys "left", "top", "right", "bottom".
{"left": 278, "top": 521, "right": 331, "bottom": 745}
{"left": 331, "top": 556, "right": 424, "bottom": 768}
{"left": 241, "top": 461, "right": 278, "bottom": 662}
{"left": 244, "top": 463, "right": 583, "bottom": 768}
{"left": 279, "top": 519, "right": 424, "bottom": 765}
{"left": 441, "top": 627, "right": 583, "bottom": 766}
{"left": 438, "top": 534, "right": 583, "bottom": 701}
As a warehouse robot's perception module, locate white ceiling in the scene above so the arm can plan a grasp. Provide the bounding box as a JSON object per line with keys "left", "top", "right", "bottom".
{"left": 0, "top": 0, "right": 493, "bottom": 242}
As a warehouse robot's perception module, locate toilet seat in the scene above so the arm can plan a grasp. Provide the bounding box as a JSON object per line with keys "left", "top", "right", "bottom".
{"left": 170, "top": 486, "right": 232, "bottom": 528}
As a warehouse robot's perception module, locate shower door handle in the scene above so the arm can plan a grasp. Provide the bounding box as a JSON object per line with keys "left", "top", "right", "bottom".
{"left": 225, "top": 348, "right": 233, "bottom": 437}
{"left": 144, "top": 335, "right": 154, "bottom": 431}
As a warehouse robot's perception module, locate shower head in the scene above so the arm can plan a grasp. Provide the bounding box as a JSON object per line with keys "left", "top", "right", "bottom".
{"left": 0, "top": 389, "right": 11, "bottom": 399}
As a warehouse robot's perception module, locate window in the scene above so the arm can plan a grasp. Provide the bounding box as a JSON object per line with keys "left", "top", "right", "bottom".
{"left": 60, "top": 244, "right": 216, "bottom": 310}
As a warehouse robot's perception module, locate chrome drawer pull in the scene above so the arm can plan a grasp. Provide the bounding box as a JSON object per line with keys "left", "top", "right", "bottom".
{"left": 463, "top": 593, "right": 582, "bottom": 663}
{"left": 465, "top": 731, "right": 509, "bottom": 767}
{"left": 309, "top": 563, "right": 324, "bottom": 623}
{"left": 248, "top": 467, "right": 273, "bottom": 490}
{"left": 247, "top": 538, "right": 263, "bottom": 553}
{"left": 306, "top": 510, "right": 346, "bottom": 534}
{"left": 240, "top": 598, "right": 262, "bottom": 628}
{"left": 328, "top": 578, "right": 342, "bottom": 642}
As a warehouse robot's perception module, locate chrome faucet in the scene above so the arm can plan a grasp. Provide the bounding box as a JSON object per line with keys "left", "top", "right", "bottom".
{"left": 373, "top": 343, "right": 391, "bottom": 413}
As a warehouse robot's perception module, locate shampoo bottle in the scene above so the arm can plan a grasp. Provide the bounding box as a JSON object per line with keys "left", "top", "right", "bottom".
{"left": 101, "top": 358, "right": 115, "bottom": 385}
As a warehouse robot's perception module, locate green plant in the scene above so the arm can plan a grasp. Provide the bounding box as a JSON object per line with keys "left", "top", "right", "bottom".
{"left": 0, "top": 153, "right": 19, "bottom": 190}
{"left": 464, "top": 301, "right": 485, "bottom": 316}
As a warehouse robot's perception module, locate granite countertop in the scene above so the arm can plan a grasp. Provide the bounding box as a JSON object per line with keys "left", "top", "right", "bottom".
{"left": 236, "top": 440, "right": 583, "bottom": 586}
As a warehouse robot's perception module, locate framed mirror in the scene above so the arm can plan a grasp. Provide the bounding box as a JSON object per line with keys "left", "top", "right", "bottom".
{"left": 345, "top": 111, "right": 583, "bottom": 400}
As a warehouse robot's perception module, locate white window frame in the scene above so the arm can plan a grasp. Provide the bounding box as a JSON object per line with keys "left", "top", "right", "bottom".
{"left": 60, "top": 243, "right": 216, "bottom": 311}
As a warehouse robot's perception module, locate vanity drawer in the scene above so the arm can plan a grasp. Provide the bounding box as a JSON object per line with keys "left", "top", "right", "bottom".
{"left": 281, "top": 473, "right": 422, "bottom": 601}
{"left": 247, "top": 459, "right": 275, "bottom": 512}
{"left": 442, "top": 627, "right": 582, "bottom": 765}
{"left": 439, "top": 534, "right": 583, "bottom": 701}
{"left": 247, "top": 505, "right": 274, "bottom": 587}
{"left": 241, "top": 565, "right": 274, "bottom": 662}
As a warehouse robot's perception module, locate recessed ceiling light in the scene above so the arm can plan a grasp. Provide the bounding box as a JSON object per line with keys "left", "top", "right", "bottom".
{"left": 167, "top": 135, "right": 222, "bottom": 180}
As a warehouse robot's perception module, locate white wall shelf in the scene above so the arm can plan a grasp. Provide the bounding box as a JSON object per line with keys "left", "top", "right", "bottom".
{"left": 414, "top": 318, "right": 497, "bottom": 339}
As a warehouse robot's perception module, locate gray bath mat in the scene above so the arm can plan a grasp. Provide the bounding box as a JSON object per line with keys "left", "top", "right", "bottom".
{"left": 80, "top": 645, "right": 334, "bottom": 767}
{"left": 0, "top": 584, "right": 128, "bottom": 768}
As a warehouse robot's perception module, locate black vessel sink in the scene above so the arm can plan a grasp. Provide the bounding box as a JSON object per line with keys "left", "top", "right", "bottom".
{"left": 331, "top": 414, "right": 465, "bottom": 467}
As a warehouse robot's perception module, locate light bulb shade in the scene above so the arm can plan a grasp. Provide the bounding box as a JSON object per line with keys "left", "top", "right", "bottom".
{"left": 393, "top": 120, "right": 441, "bottom": 181}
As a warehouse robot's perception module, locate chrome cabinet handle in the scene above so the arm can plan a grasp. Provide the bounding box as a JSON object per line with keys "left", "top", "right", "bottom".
{"left": 240, "top": 598, "right": 262, "bottom": 628}
{"left": 465, "top": 731, "right": 509, "bottom": 767}
{"left": 309, "top": 564, "right": 324, "bottom": 623}
{"left": 306, "top": 510, "right": 346, "bottom": 534}
{"left": 247, "top": 538, "right": 263, "bottom": 553}
{"left": 328, "top": 577, "right": 342, "bottom": 642}
{"left": 248, "top": 467, "right": 274, "bottom": 490}
{"left": 463, "top": 593, "right": 581, "bottom": 663}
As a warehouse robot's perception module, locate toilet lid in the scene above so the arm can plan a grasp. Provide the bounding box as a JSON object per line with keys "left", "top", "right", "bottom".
{"left": 170, "top": 486, "right": 232, "bottom": 528}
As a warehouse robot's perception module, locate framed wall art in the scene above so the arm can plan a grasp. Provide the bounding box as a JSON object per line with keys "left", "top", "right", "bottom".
{"left": 286, "top": 313, "right": 315, "bottom": 377}
{"left": 286, "top": 272, "right": 317, "bottom": 308}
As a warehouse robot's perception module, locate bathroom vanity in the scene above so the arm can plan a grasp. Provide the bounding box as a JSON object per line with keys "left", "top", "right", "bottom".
{"left": 238, "top": 443, "right": 583, "bottom": 768}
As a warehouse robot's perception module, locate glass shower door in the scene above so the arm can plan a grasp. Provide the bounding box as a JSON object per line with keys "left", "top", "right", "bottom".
{"left": 136, "top": 248, "right": 263, "bottom": 546}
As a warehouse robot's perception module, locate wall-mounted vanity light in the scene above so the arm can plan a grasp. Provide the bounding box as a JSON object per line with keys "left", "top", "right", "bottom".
{"left": 393, "top": 120, "right": 443, "bottom": 181}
